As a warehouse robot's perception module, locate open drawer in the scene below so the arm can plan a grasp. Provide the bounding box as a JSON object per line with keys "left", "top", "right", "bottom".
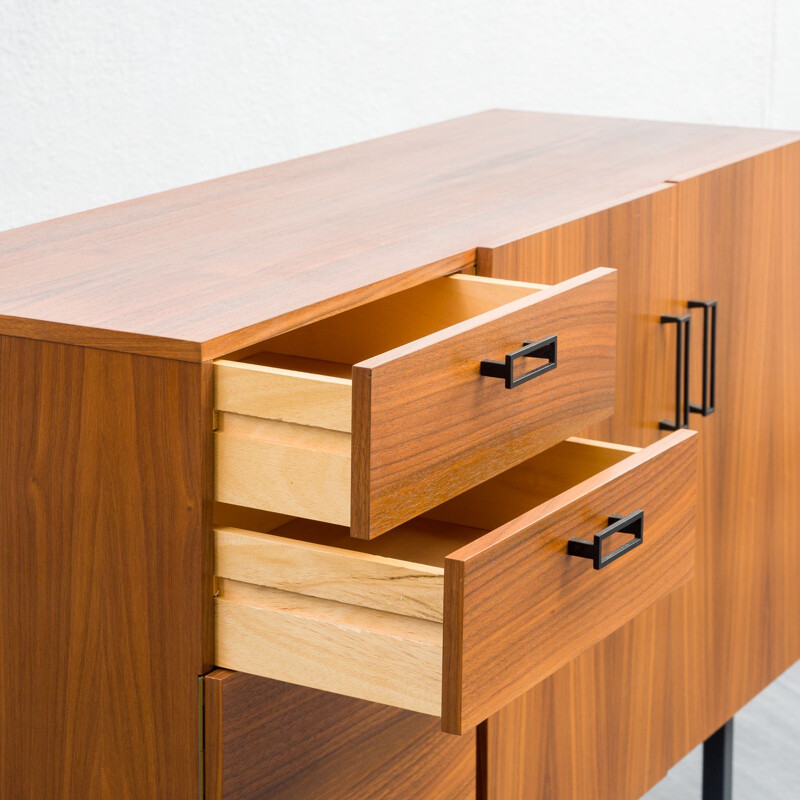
{"left": 214, "top": 429, "right": 697, "bottom": 734}
{"left": 214, "top": 267, "right": 617, "bottom": 539}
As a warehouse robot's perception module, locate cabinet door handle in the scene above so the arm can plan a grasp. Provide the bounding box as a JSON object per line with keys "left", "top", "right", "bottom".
{"left": 659, "top": 314, "right": 691, "bottom": 431}
{"left": 567, "top": 510, "right": 644, "bottom": 570}
{"left": 688, "top": 299, "right": 717, "bottom": 416}
{"left": 480, "top": 335, "right": 557, "bottom": 389}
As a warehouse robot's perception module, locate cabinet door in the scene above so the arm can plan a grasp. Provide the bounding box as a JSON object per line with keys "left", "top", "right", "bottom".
{"left": 203, "top": 670, "right": 476, "bottom": 800}
{"left": 478, "top": 187, "right": 704, "bottom": 798}
{"left": 676, "top": 143, "right": 800, "bottom": 724}
{"left": 479, "top": 146, "right": 800, "bottom": 799}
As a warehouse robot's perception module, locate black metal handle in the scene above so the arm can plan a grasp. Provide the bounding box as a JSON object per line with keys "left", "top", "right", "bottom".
{"left": 688, "top": 300, "right": 717, "bottom": 416}
{"left": 480, "top": 335, "right": 557, "bottom": 389}
{"left": 567, "top": 510, "right": 644, "bottom": 570}
{"left": 659, "top": 314, "right": 690, "bottom": 431}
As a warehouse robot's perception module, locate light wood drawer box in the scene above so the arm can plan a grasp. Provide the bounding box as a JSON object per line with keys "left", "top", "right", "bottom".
{"left": 214, "top": 267, "right": 617, "bottom": 539}
{"left": 213, "top": 428, "right": 697, "bottom": 734}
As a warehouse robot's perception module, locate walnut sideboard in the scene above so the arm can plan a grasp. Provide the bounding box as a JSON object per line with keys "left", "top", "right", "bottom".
{"left": 1, "top": 110, "right": 798, "bottom": 800}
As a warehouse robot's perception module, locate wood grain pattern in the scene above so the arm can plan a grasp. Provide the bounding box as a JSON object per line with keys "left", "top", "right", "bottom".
{"left": 214, "top": 579, "right": 443, "bottom": 716}
{"left": 212, "top": 273, "right": 540, "bottom": 530}
{"left": 214, "top": 526, "right": 446, "bottom": 622}
{"left": 203, "top": 670, "right": 476, "bottom": 800}
{"left": 1, "top": 111, "right": 795, "bottom": 360}
{"left": 0, "top": 335, "right": 210, "bottom": 800}
{"left": 442, "top": 429, "right": 696, "bottom": 734}
{"left": 214, "top": 270, "right": 616, "bottom": 537}
{"left": 256, "top": 272, "right": 540, "bottom": 366}
{"left": 214, "top": 417, "right": 351, "bottom": 525}
{"left": 481, "top": 146, "right": 800, "bottom": 800}
{"left": 478, "top": 189, "right": 700, "bottom": 799}
{"left": 353, "top": 268, "right": 617, "bottom": 538}
{"left": 214, "top": 359, "right": 352, "bottom": 432}
{"left": 213, "top": 434, "right": 695, "bottom": 732}
{"left": 427, "top": 437, "right": 639, "bottom": 532}
{"left": 479, "top": 186, "right": 681, "bottom": 448}
{"left": 215, "top": 509, "right": 483, "bottom": 567}
{"left": 675, "top": 142, "right": 800, "bottom": 733}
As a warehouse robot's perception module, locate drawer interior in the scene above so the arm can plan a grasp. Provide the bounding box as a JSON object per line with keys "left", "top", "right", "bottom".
{"left": 214, "top": 272, "right": 549, "bottom": 528}
{"left": 224, "top": 273, "right": 544, "bottom": 374}
{"left": 214, "top": 436, "right": 639, "bottom": 715}
{"left": 214, "top": 273, "right": 545, "bottom": 431}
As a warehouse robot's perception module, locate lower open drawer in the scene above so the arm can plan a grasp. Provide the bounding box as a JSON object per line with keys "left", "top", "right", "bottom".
{"left": 214, "top": 430, "right": 697, "bottom": 734}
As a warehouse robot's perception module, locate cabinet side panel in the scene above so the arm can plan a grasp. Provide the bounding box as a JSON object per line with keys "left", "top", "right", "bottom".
{"left": 204, "top": 671, "right": 476, "bottom": 800}
{"left": 0, "top": 336, "right": 209, "bottom": 799}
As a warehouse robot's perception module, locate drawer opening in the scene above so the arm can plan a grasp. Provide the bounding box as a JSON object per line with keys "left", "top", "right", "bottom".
{"left": 213, "top": 436, "right": 643, "bottom": 717}
{"left": 213, "top": 273, "right": 546, "bottom": 435}
{"left": 213, "top": 267, "right": 617, "bottom": 538}
{"left": 213, "top": 272, "right": 558, "bottom": 530}
{"left": 222, "top": 273, "right": 546, "bottom": 374}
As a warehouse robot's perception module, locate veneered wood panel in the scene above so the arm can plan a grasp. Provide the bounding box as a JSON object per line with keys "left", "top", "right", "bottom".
{"left": 443, "top": 429, "right": 696, "bottom": 734}
{"left": 203, "top": 670, "right": 476, "bottom": 800}
{"left": 479, "top": 186, "right": 681, "bottom": 448}
{"left": 0, "top": 111, "right": 796, "bottom": 360}
{"left": 483, "top": 597, "right": 696, "bottom": 799}
{"left": 481, "top": 145, "right": 800, "bottom": 800}
{"left": 480, "top": 189, "right": 702, "bottom": 798}
{"left": 675, "top": 143, "right": 800, "bottom": 728}
{"left": 0, "top": 336, "right": 210, "bottom": 799}
{"left": 353, "top": 268, "right": 617, "bottom": 538}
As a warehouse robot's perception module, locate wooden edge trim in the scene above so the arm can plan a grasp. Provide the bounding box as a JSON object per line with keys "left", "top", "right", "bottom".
{"left": 353, "top": 267, "right": 617, "bottom": 371}
{"left": 0, "top": 316, "right": 203, "bottom": 362}
{"left": 350, "top": 365, "right": 372, "bottom": 539}
{"left": 212, "top": 359, "right": 352, "bottom": 386}
{"left": 203, "top": 669, "right": 237, "bottom": 800}
{"left": 566, "top": 436, "right": 640, "bottom": 454}
{"left": 666, "top": 135, "right": 800, "bottom": 183}
{"left": 448, "top": 273, "right": 551, "bottom": 291}
{"left": 442, "top": 558, "right": 466, "bottom": 734}
{"left": 0, "top": 252, "right": 477, "bottom": 363}
{"left": 214, "top": 526, "right": 444, "bottom": 577}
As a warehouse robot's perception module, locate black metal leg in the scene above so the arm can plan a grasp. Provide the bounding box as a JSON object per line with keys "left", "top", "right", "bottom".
{"left": 703, "top": 718, "right": 734, "bottom": 800}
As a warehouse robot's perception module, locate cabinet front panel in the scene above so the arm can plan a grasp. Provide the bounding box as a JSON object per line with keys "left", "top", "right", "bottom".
{"left": 479, "top": 146, "right": 800, "bottom": 799}
{"left": 204, "top": 670, "right": 476, "bottom": 800}
{"left": 480, "top": 188, "right": 701, "bottom": 798}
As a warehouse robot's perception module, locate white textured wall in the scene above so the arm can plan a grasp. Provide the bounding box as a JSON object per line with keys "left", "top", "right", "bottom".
{"left": 1, "top": 0, "right": 798, "bottom": 231}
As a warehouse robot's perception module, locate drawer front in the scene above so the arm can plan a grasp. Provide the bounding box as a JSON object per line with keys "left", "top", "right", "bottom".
{"left": 441, "top": 428, "right": 697, "bottom": 733}
{"left": 353, "top": 267, "right": 617, "bottom": 537}
{"left": 213, "top": 430, "right": 696, "bottom": 733}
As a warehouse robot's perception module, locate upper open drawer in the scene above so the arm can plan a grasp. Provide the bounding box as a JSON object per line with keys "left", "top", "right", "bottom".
{"left": 214, "top": 268, "right": 617, "bottom": 539}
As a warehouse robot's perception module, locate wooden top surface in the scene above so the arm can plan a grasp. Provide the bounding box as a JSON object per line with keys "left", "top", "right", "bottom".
{"left": 1, "top": 109, "right": 796, "bottom": 361}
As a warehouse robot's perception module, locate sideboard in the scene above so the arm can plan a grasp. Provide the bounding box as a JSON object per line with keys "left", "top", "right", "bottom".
{"left": 1, "top": 110, "right": 798, "bottom": 799}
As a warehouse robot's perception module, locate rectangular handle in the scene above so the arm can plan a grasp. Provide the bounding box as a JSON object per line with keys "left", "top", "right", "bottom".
{"left": 659, "top": 314, "right": 691, "bottom": 431}
{"left": 567, "top": 510, "right": 644, "bottom": 570}
{"left": 688, "top": 299, "right": 717, "bottom": 416}
{"left": 480, "top": 335, "right": 557, "bottom": 389}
